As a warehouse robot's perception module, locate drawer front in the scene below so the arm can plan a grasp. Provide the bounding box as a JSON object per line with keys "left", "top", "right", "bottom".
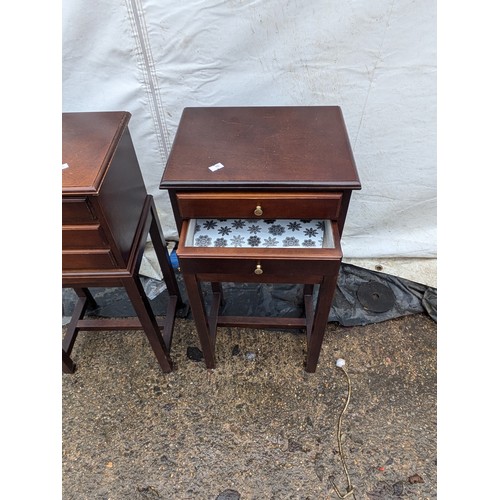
{"left": 62, "top": 249, "right": 117, "bottom": 271}
{"left": 178, "top": 256, "right": 341, "bottom": 282}
{"left": 177, "top": 220, "right": 342, "bottom": 281}
{"left": 62, "top": 225, "right": 108, "bottom": 249}
{"left": 62, "top": 198, "right": 97, "bottom": 224}
{"left": 177, "top": 192, "right": 342, "bottom": 220}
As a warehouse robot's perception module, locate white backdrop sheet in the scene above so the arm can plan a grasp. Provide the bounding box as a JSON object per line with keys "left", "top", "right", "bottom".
{"left": 62, "top": 0, "right": 436, "bottom": 258}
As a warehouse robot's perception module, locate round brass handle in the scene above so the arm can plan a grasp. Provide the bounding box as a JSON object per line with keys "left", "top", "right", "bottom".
{"left": 254, "top": 205, "right": 263, "bottom": 216}
{"left": 254, "top": 264, "right": 263, "bottom": 275}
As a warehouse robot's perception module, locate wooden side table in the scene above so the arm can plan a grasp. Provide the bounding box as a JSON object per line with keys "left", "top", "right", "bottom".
{"left": 160, "top": 106, "right": 361, "bottom": 372}
{"left": 62, "top": 111, "right": 181, "bottom": 374}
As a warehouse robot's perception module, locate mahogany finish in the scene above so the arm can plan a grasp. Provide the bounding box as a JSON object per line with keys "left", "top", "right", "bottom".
{"left": 176, "top": 192, "right": 343, "bottom": 220}
{"left": 62, "top": 111, "right": 180, "bottom": 374}
{"left": 160, "top": 106, "right": 361, "bottom": 372}
{"left": 161, "top": 106, "right": 360, "bottom": 189}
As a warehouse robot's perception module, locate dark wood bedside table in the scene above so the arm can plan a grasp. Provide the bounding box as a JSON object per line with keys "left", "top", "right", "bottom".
{"left": 62, "top": 111, "right": 181, "bottom": 374}
{"left": 160, "top": 106, "right": 361, "bottom": 372}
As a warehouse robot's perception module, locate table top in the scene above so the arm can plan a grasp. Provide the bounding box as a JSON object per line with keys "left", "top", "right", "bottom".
{"left": 161, "top": 106, "right": 361, "bottom": 190}
{"left": 62, "top": 111, "right": 131, "bottom": 195}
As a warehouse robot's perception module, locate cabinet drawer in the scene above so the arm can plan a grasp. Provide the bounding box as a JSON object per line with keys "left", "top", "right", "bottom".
{"left": 62, "top": 198, "right": 96, "bottom": 224}
{"left": 62, "top": 249, "right": 117, "bottom": 271}
{"left": 62, "top": 225, "right": 108, "bottom": 249}
{"left": 177, "top": 219, "right": 342, "bottom": 281}
{"left": 178, "top": 256, "right": 341, "bottom": 282}
{"left": 176, "top": 192, "right": 342, "bottom": 220}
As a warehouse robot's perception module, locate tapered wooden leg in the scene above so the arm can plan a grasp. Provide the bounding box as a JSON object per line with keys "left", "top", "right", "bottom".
{"left": 124, "top": 276, "right": 173, "bottom": 373}
{"left": 305, "top": 274, "right": 338, "bottom": 373}
{"left": 184, "top": 273, "right": 216, "bottom": 369}
{"left": 77, "top": 287, "right": 98, "bottom": 309}
{"left": 303, "top": 284, "right": 314, "bottom": 297}
{"left": 62, "top": 288, "right": 90, "bottom": 373}
{"left": 211, "top": 282, "right": 225, "bottom": 306}
{"left": 148, "top": 198, "right": 181, "bottom": 302}
{"left": 62, "top": 348, "right": 76, "bottom": 374}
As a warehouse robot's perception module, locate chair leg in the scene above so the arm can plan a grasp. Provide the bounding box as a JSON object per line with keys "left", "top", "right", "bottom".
{"left": 124, "top": 276, "right": 173, "bottom": 373}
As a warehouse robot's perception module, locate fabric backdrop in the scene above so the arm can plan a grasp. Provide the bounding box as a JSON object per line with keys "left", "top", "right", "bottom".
{"left": 62, "top": 0, "right": 436, "bottom": 258}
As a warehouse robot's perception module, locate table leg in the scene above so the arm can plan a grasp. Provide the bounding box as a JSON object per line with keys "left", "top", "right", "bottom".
{"left": 211, "top": 282, "right": 225, "bottom": 306}
{"left": 62, "top": 348, "right": 76, "bottom": 374}
{"left": 62, "top": 288, "right": 90, "bottom": 371}
{"left": 78, "top": 287, "right": 97, "bottom": 309}
{"left": 148, "top": 198, "right": 181, "bottom": 301}
{"left": 184, "top": 274, "right": 217, "bottom": 369}
{"left": 305, "top": 274, "right": 337, "bottom": 373}
{"left": 303, "top": 284, "right": 314, "bottom": 320}
{"left": 124, "top": 276, "right": 173, "bottom": 373}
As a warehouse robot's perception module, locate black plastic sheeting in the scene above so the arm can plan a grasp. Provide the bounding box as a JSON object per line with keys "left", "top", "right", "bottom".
{"left": 330, "top": 263, "right": 436, "bottom": 326}
{"left": 62, "top": 263, "right": 436, "bottom": 326}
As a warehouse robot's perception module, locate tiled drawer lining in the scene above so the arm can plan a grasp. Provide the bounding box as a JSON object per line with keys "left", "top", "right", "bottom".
{"left": 185, "top": 219, "right": 335, "bottom": 249}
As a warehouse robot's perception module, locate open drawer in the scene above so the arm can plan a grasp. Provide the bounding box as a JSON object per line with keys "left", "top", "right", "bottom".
{"left": 177, "top": 218, "right": 343, "bottom": 281}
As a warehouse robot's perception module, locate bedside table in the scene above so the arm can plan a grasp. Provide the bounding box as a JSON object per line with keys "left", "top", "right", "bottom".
{"left": 62, "top": 111, "right": 181, "bottom": 374}
{"left": 160, "top": 106, "right": 361, "bottom": 372}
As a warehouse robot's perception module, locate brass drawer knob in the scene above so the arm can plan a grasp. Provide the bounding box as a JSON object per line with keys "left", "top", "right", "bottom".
{"left": 254, "top": 264, "right": 263, "bottom": 275}
{"left": 254, "top": 205, "right": 263, "bottom": 216}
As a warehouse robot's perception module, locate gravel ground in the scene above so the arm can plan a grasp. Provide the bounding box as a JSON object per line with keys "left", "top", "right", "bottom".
{"left": 62, "top": 312, "right": 436, "bottom": 499}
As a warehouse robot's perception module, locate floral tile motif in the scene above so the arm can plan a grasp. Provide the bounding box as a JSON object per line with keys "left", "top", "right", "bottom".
{"left": 192, "top": 219, "right": 327, "bottom": 248}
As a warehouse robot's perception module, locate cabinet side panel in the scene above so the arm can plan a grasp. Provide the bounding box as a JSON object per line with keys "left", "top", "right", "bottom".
{"left": 98, "top": 127, "right": 148, "bottom": 264}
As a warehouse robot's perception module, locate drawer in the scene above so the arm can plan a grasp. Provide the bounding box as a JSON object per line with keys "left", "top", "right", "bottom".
{"left": 176, "top": 191, "right": 342, "bottom": 220}
{"left": 62, "top": 225, "right": 108, "bottom": 249}
{"left": 62, "top": 198, "right": 97, "bottom": 224}
{"left": 62, "top": 249, "right": 117, "bottom": 271}
{"left": 177, "top": 219, "right": 342, "bottom": 281}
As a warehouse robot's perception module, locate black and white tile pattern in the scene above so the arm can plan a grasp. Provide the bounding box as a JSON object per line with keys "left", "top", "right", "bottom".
{"left": 191, "top": 219, "right": 328, "bottom": 248}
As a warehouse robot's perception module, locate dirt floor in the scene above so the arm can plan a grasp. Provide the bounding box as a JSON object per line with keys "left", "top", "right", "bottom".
{"left": 62, "top": 311, "right": 436, "bottom": 499}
